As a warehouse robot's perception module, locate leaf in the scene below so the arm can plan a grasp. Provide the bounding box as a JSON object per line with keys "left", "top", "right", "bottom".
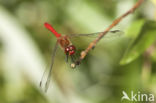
{"left": 126, "top": 19, "right": 145, "bottom": 38}
{"left": 120, "top": 21, "right": 156, "bottom": 65}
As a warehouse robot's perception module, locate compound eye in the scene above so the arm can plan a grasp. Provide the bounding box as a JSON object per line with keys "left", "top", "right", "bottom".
{"left": 69, "top": 50, "right": 75, "bottom": 56}
{"left": 65, "top": 47, "right": 70, "bottom": 54}
{"left": 66, "top": 47, "right": 70, "bottom": 51}
{"left": 69, "top": 45, "right": 76, "bottom": 50}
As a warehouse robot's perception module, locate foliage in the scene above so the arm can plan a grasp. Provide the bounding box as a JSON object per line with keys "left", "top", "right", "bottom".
{"left": 0, "top": 0, "right": 156, "bottom": 103}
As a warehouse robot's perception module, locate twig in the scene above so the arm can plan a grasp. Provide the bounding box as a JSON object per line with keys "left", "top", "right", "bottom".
{"left": 74, "top": 0, "right": 144, "bottom": 66}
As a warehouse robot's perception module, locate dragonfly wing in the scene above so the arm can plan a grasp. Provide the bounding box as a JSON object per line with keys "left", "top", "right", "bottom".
{"left": 40, "top": 41, "right": 58, "bottom": 92}
{"left": 103, "top": 30, "right": 124, "bottom": 38}
{"left": 68, "top": 30, "right": 124, "bottom": 38}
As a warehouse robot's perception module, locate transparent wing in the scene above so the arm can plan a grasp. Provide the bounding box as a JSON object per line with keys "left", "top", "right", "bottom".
{"left": 40, "top": 41, "right": 58, "bottom": 92}
{"left": 68, "top": 30, "right": 124, "bottom": 38}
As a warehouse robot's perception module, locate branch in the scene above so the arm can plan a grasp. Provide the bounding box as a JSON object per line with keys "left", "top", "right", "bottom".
{"left": 73, "top": 0, "right": 144, "bottom": 67}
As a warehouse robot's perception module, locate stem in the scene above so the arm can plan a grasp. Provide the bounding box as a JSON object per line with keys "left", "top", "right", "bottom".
{"left": 75, "top": 0, "right": 144, "bottom": 66}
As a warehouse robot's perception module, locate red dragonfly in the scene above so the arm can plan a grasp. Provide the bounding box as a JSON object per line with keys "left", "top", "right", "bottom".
{"left": 40, "top": 22, "right": 123, "bottom": 92}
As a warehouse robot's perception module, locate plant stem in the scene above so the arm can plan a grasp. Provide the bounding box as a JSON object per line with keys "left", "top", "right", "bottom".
{"left": 74, "top": 0, "right": 145, "bottom": 66}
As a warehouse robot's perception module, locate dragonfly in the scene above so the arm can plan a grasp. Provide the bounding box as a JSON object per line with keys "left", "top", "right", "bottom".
{"left": 40, "top": 22, "right": 123, "bottom": 92}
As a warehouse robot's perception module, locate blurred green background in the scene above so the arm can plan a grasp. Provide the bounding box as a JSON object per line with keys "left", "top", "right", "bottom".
{"left": 0, "top": 0, "right": 156, "bottom": 103}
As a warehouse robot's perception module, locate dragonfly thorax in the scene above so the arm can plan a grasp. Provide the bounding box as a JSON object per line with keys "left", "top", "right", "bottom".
{"left": 58, "top": 36, "right": 70, "bottom": 48}
{"left": 65, "top": 45, "right": 76, "bottom": 56}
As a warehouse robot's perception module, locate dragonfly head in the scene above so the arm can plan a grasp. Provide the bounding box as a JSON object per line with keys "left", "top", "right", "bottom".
{"left": 65, "top": 45, "right": 76, "bottom": 56}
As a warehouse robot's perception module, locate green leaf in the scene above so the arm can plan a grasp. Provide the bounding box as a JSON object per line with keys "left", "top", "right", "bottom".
{"left": 126, "top": 19, "right": 145, "bottom": 38}
{"left": 120, "top": 21, "right": 156, "bottom": 65}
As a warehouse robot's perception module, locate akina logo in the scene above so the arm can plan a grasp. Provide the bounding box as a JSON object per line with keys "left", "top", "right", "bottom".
{"left": 121, "top": 91, "right": 155, "bottom": 102}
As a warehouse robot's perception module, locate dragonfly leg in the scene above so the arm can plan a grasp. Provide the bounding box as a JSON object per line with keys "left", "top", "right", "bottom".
{"left": 70, "top": 55, "right": 75, "bottom": 62}
{"left": 72, "top": 55, "right": 77, "bottom": 60}
{"left": 66, "top": 54, "right": 68, "bottom": 62}
{"left": 71, "top": 58, "right": 81, "bottom": 68}
{"left": 75, "top": 58, "right": 81, "bottom": 65}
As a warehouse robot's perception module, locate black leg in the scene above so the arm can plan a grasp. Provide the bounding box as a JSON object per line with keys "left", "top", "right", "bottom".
{"left": 72, "top": 55, "right": 76, "bottom": 60}
{"left": 66, "top": 54, "right": 68, "bottom": 62}
{"left": 71, "top": 55, "right": 75, "bottom": 62}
